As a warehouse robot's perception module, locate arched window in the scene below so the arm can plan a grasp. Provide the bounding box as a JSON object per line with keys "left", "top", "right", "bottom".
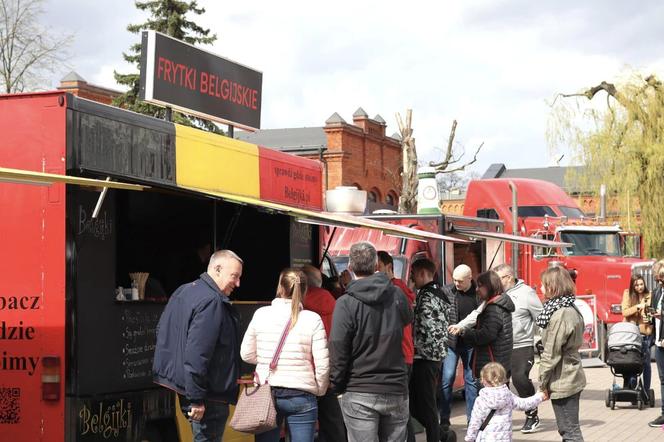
{"left": 367, "top": 191, "right": 377, "bottom": 203}
{"left": 386, "top": 190, "right": 398, "bottom": 207}
{"left": 369, "top": 187, "right": 382, "bottom": 203}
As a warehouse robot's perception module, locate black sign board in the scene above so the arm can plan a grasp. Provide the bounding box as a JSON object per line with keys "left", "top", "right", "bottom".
{"left": 139, "top": 30, "right": 262, "bottom": 130}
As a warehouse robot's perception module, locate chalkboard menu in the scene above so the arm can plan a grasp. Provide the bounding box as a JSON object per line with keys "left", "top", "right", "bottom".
{"left": 118, "top": 307, "right": 160, "bottom": 381}
{"left": 71, "top": 189, "right": 163, "bottom": 395}
{"left": 290, "top": 219, "right": 314, "bottom": 267}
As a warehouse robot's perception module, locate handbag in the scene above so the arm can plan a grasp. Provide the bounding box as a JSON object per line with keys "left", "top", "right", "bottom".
{"left": 230, "top": 318, "right": 292, "bottom": 434}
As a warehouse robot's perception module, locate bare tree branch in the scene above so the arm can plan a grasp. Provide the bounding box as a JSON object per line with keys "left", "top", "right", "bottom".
{"left": 439, "top": 142, "right": 484, "bottom": 174}
{"left": 429, "top": 119, "right": 484, "bottom": 175}
{"left": 0, "top": 0, "right": 72, "bottom": 93}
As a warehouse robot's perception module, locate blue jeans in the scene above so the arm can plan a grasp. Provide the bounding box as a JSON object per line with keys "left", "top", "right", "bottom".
{"left": 178, "top": 395, "right": 229, "bottom": 442}
{"left": 256, "top": 388, "right": 318, "bottom": 442}
{"left": 439, "top": 343, "right": 478, "bottom": 423}
{"left": 339, "top": 391, "right": 409, "bottom": 442}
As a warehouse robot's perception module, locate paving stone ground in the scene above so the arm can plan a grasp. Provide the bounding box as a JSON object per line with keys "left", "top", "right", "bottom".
{"left": 417, "top": 362, "right": 664, "bottom": 441}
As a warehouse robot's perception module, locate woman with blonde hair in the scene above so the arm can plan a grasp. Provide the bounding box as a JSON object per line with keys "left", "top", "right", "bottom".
{"left": 537, "top": 266, "right": 586, "bottom": 442}
{"left": 240, "top": 268, "right": 329, "bottom": 442}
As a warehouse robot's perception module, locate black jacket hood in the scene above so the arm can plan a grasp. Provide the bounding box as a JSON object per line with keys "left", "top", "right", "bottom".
{"left": 489, "top": 292, "right": 516, "bottom": 313}
{"left": 346, "top": 272, "right": 394, "bottom": 305}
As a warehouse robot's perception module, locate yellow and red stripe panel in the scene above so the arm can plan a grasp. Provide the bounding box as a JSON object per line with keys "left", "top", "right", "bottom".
{"left": 174, "top": 124, "right": 323, "bottom": 210}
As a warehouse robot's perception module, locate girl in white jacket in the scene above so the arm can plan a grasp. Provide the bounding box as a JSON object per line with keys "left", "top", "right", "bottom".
{"left": 465, "top": 363, "right": 546, "bottom": 442}
{"left": 240, "top": 268, "right": 330, "bottom": 442}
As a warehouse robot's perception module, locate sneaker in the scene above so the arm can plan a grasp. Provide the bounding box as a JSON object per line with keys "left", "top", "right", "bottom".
{"left": 521, "top": 415, "right": 540, "bottom": 433}
{"left": 648, "top": 415, "right": 664, "bottom": 427}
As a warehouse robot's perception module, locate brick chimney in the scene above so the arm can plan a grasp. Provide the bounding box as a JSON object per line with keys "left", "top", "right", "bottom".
{"left": 57, "top": 71, "right": 122, "bottom": 105}
{"left": 351, "top": 107, "right": 385, "bottom": 137}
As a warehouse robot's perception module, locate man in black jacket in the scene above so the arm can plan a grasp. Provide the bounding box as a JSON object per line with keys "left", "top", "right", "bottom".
{"left": 439, "top": 264, "right": 478, "bottom": 428}
{"left": 330, "top": 241, "right": 413, "bottom": 442}
{"left": 153, "top": 250, "right": 243, "bottom": 442}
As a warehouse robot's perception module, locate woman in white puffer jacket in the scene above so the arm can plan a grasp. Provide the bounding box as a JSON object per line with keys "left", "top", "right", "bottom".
{"left": 240, "top": 268, "right": 330, "bottom": 442}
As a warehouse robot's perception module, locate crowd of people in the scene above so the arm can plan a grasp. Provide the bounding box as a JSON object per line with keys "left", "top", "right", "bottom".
{"left": 152, "top": 242, "right": 607, "bottom": 442}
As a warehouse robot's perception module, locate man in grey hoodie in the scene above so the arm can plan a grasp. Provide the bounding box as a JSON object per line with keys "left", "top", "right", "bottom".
{"left": 494, "top": 264, "right": 543, "bottom": 434}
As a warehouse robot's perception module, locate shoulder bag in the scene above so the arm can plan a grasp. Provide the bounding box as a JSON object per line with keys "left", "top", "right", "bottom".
{"left": 475, "top": 409, "right": 496, "bottom": 441}
{"left": 230, "top": 318, "right": 292, "bottom": 434}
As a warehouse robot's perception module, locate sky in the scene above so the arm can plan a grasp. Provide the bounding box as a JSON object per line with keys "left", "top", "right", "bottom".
{"left": 41, "top": 0, "right": 664, "bottom": 177}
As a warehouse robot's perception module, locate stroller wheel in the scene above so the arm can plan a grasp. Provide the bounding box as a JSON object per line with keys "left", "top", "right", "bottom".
{"left": 649, "top": 389, "right": 656, "bottom": 408}
{"left": 605, "top": 390, "right": 611, "bottom": 408}
{"left": 637, "top": 399, "right": 643, "bottom": 410}
{"left": 611, "top": 398, "right": 616, "bottom": 410}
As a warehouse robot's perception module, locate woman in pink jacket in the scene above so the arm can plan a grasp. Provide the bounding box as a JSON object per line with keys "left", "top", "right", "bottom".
{"left": 241, "top": 268, "right": 330, "bottom": 442}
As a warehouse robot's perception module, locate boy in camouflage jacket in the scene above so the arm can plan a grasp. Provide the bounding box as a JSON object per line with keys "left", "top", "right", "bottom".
{"left": 410, "top": 258, "right": 451, "bottom": 442}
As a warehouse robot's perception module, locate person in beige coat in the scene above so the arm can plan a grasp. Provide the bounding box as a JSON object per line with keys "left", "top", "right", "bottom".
{"left": 241, "top": 268, "right": 330, "bottom": 442}
{"left": 536, "top": 266, "right": 586, "bottom": 442}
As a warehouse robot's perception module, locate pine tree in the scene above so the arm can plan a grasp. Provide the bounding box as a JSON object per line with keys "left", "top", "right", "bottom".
{"left": 113, "top": 0, "right": 222, "bottom": 133}
{"left": 550, "top": 73, "right": 664, "bottom": 257}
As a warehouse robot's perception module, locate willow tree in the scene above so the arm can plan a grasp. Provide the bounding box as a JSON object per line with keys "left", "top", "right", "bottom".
{"left": 114, "top": 0, "right": 221, "bottom": 133}
{"left": 550, "top": 74, "right": 664, "bottom": 257}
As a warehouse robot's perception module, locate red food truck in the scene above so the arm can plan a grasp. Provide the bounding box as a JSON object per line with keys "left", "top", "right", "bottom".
{"left": 0, "top": 91, "right": 454, "bottom": 442}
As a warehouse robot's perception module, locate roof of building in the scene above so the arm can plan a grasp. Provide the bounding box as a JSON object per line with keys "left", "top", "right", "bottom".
{"left": 235, "top": 127, "right": 327, "bottom": 153}
{"left": 353, "top": 107, "right": 368, "bottom": 118}
{"left": 61, "top": 71, "right": 87, "bottom": 82}
{"left": 482, "top": 163, "right": 588, "bottom": 193}
{"left": 325, "top": 112, "right": 346, "bottom": 125}
{"left": 374, "top": 114, "right": 386, "bottom": 124}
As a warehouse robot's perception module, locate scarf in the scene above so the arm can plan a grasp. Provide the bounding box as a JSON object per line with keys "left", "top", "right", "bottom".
{"left": 536, "top": 294, "right": 576, "bottom": 329}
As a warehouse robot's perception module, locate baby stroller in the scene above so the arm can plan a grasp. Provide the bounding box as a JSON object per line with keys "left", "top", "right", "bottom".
{"left": 605, "top": 322, "right": 655, "bottom": 410}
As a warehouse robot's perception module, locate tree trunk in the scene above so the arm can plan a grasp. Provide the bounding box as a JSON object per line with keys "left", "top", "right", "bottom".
{"left": 396, "top": 109, "right": 418, "bottom": 214}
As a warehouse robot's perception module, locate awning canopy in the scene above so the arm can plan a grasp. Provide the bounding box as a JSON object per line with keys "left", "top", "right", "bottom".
{"left": 0, "top": 167, "right": 148, "bottom": 191}
{"left": 0, "top": 166, "right": 464, "bottom": 243}
{"left": 452, "top": 229, "right": 573, "bottom": 248}
{"left": 183, "top": 186, "right": 467, "bottom": 243}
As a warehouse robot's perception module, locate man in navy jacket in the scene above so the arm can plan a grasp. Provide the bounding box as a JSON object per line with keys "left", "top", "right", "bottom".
{"left": 153, "top": 249, "right": 243, "bottom": 441}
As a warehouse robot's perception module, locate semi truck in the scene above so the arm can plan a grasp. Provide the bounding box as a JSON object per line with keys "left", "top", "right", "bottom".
{"left": 0, "top": 91, "right": 449, "bottom": 442}
{"left": 463, "top": 178, "right": 654, "bottom": 359}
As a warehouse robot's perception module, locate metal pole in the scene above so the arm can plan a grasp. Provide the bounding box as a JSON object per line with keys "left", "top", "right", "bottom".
{"left": 228, "top": 125, "right": 234, "bottom": 138}
{"left": 599, "top": 184, "right": 607, "bottom": 220}
{"left": 165, "top": 107, "right": 172, "bottom": 122}
{"left": 509, "top": 181, "right": 519, "bottom": 278}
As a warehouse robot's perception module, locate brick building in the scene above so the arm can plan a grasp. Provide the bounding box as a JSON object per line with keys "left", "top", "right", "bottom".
{"left": 237, "top": 107, "right": 402, "bottom": 210}
{"left": 57, "top": 71, "right": 121, "bottom": 105}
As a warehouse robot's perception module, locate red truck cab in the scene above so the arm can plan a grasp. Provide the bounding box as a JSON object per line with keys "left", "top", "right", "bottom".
{"left": 463, "top": 178, "right": 653, "bottom": 358}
